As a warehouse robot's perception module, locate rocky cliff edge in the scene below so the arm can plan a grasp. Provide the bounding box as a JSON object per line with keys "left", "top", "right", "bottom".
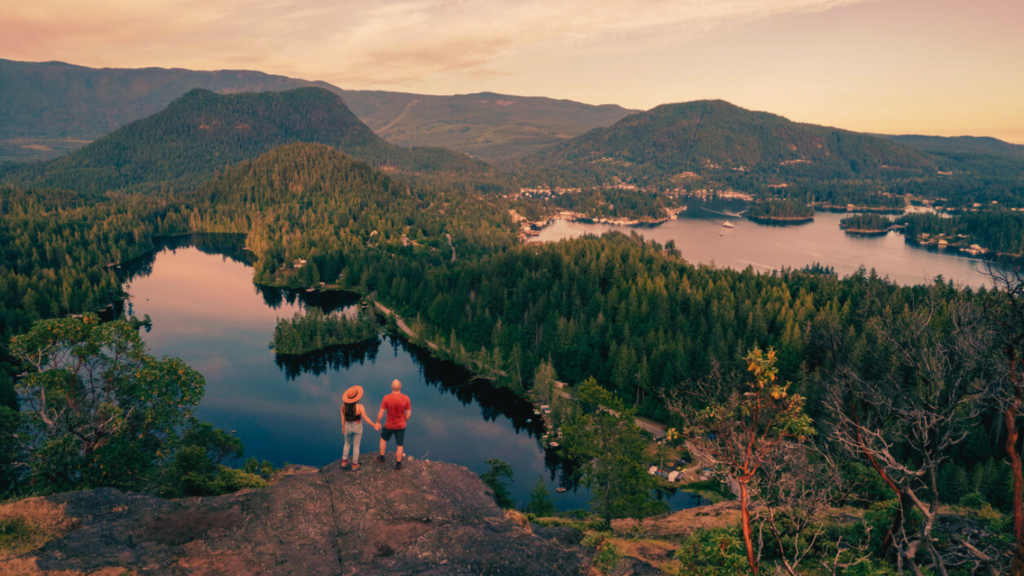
{"left": 0, "top": 455, "right": 657, "bottom": 576}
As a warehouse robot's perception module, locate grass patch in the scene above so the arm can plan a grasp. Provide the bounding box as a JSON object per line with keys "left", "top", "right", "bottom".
{"left": 528, "top": 514, "right": 608, "bottom": 532}
{"left": 0, "top": 497, "right": 78, "bottom": 560}
{"left": 607, "top": 537, "right": 681, "bottom": 574}
{"left": 679, "top": 480, "right": 733, "bottom": 504}
{"left": 0, "top": 518, "right": 38, "bottom": 557}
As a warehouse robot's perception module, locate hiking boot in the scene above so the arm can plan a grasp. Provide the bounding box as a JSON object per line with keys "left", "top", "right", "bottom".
{"left": 395, "top": 461, "right": 403, "bottom": 471}
{"left": 341, "top": 459, "right": 350, "bottom": 468}
{"left": 351, "top": 463, "right": 360, "bottom": 471}
{"left": 376, "top": 454, "right": 386, "bottom": 464}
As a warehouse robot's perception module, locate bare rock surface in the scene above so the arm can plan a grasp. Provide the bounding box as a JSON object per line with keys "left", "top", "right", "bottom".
{"left": 1, "top": 455, "right": 593, "bottom": 575}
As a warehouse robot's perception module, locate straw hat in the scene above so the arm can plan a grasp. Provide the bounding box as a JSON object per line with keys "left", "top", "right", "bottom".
{"left": 343, "top": 385, "right": 363, "bottom": 403}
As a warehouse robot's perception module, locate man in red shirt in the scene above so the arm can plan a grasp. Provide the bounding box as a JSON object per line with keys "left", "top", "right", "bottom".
{"left": 376, "top": 379, "right": 412, "bottom": 470}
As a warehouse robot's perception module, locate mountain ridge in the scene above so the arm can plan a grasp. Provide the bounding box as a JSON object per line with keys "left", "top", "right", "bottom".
{"left": 517, "top": 99, "right": 937, "bottom": 188}
{"left": 0, "top": 59, "right": 636, "bottom": 163}
{"left": 878, "top": 134, "right": 1024, "bottom": 159}
{"left": 1, "top": 86, "right": 493, "bottom": 195}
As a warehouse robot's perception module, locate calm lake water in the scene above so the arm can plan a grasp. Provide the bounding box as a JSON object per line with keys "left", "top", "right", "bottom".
{"left": 531, "top": 198, "right": 995, "bottom": 288}
{"left": 120, "top": 235, "right": 705, "bottom": 511}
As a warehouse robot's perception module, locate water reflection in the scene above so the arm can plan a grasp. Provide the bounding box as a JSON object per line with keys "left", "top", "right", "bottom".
{"left": 120, "top": 235, "right": 708, "bottom": 510}
{"left": 119, "top": 233, "right": 254, "bottom": 283}
{"left": 275, "top": 338, "right": 382, "bottom": 380}
{"left": 255, "top": 284, "right": 360, "bottom": 314}
{"left": 275, "top": 335, "right": 589, "bottom": 493}
{"left": 404, "top": 340, "right": 546, "bottom": 434}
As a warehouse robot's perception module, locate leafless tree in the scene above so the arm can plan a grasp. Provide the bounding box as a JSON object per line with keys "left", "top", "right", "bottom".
{"left": 751, "top": 442, "right": 869, "bottom": 576}
{"left": 984, "top": 258, "right": 1024, "bottom": 576}
{"left": 826, "top": 291, "right": 996, "bottom": 576}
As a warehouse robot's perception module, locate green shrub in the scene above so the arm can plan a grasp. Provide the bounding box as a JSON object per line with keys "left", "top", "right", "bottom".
{"left": 213, "top": 466, "right": 268, "bottom": 492}
{"left": 863, "top": 499, "right": 923, "bottom": 555}
{"left": 592, "top": 541, "right": 621, "bottom": 574}
{"left": 673, "top": 528, "right": 749, "bottom": 576}
{"left": 159, "top": 445, "right": 267, "bottom": 497}
{"left": 243, "top": 457, "right": 278, "bottom": 479}
{"left": 958, "top": 492, "right": 988, "bottom": 509}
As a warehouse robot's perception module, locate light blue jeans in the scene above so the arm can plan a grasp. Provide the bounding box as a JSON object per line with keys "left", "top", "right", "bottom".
{"left": 343, "top": 422, "right": 363, "bottom": 462}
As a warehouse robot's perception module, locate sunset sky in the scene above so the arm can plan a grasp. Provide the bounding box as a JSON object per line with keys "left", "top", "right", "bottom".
{"left": 3, "top": 0, "right": 1022, "bottom": 142}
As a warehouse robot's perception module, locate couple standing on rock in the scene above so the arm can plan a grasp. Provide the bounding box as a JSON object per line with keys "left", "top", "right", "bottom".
{"left": 340, "top": 379, "right": 412, "bottom": 471}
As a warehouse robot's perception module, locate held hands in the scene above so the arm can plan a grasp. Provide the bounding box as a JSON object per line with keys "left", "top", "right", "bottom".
{"left": 374, "top": 422, "right": 381, "bottom": 431}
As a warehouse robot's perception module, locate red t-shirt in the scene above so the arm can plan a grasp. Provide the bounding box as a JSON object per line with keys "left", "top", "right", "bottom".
{"left": 381, "top": 392, "right": 411, "bottom": 430}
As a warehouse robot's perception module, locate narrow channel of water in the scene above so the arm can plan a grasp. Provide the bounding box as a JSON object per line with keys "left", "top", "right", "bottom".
{"left": 120, "top": 234, "right": 706, "bottom": 511}
{"left": 530, "top": 198, "right": 995, "bottom": 288}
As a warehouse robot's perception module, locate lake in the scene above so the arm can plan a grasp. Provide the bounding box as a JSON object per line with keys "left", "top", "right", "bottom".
{"left": 530, "top": 198, "right": 995, "bottom": 288}
{"left": 120, "top": 235, "right": 705, "bottom": 511}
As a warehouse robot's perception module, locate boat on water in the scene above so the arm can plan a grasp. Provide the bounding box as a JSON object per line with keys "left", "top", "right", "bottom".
{"left": 722, "top": 221, "right": 734, "bottom": 228}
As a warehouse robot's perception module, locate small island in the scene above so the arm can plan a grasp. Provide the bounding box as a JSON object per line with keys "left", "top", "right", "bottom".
{"left": 745, "top": 198, "right": 814, "bottom": 225}
{"left": 839, "top": 213, "right": 895, "bottom": 236}
{"left": 272, "top": 307, "right": 381, "bottom": 355}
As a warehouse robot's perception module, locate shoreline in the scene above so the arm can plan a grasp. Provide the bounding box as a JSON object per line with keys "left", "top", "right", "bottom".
{"left": 843, "top": 228, "right": 891, "bottom": 237}
{"left": 815, "top": 204, "right": 904, "bottom": 214}
{"left": 746, "top": 215, "right": 814, "bottom": 225}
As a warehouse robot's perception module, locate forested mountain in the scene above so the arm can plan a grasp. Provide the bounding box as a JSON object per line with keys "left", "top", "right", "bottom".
{"left": 517, "top": 100, "right": 937, "bottom": 188}
{"left": 881, "top": 134, "right": 1024, "bottom": 159}
{"left": 0, "top": 59, "right": 634, "bottom": 163}
{"left": 0, "top": 87, "right": 496, "bottom": 195}
{"left": 0, "top": 59, "right": 307, "bottom": 152}
{"left": 877, "top": 134, "right": 1024, "bottom": 201}
{"left": 165, "top": 142, "right": 517, "bottom": 279}
{"left": 337, "top": 90, "right": 636, "bottom": 162}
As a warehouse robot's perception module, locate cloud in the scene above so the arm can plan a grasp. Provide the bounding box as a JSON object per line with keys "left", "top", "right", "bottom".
{"left": 1, "top": 0, "right": 875, "bottom": 86}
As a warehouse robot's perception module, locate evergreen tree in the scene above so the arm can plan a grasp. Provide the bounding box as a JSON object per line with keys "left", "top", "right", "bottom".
{"left": 564, "top": 378, "right": 667, "bottom": 526}
{"left": 526, "top": 475, "right": 557, "bottom": 517}
{"left": 480, "top": 458, "right": 515, "bottom": 509}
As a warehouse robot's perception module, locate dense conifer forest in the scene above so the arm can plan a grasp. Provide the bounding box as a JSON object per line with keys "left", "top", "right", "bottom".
{"left": 839, "top": 213, "right": 894, "bottom": 233}
{"left": 745, "top": 198, "right": 815, "bottom": 221}
{"left": 272, "top": 307, "right": 380, "bottom": 355}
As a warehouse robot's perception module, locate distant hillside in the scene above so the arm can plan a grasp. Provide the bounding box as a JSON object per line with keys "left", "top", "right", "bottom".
{"left": 0, "top": 59, "right": 310, "bottom": 161}
{"left": 517, "top": 100, "right": 936, "bottom": 188}
{"left": 880, "top": 134, "right": 1024, "bottom": 160}
{"left": 0, "top": 59, "right": 634, "bottom": 163}
{"left": 1, "top": 87, "right": 492, "bottom": 195}
{"left": 337, "top": 90, "right": 636, "bottom": 162}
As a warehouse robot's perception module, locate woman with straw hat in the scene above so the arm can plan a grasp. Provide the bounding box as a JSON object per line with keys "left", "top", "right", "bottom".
{"left": 341, "top": 385, "right": 379, "bottom": 470}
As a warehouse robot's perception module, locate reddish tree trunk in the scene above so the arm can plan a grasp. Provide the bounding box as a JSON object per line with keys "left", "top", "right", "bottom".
{"left": 1006, "top": 348, "right": 1024, "bottom": 576}
{"left": 852, "top": 403, "right": 903, "bottom": 557}
{"left": 739, "top": 481, "right": 758, "bottom": 575}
